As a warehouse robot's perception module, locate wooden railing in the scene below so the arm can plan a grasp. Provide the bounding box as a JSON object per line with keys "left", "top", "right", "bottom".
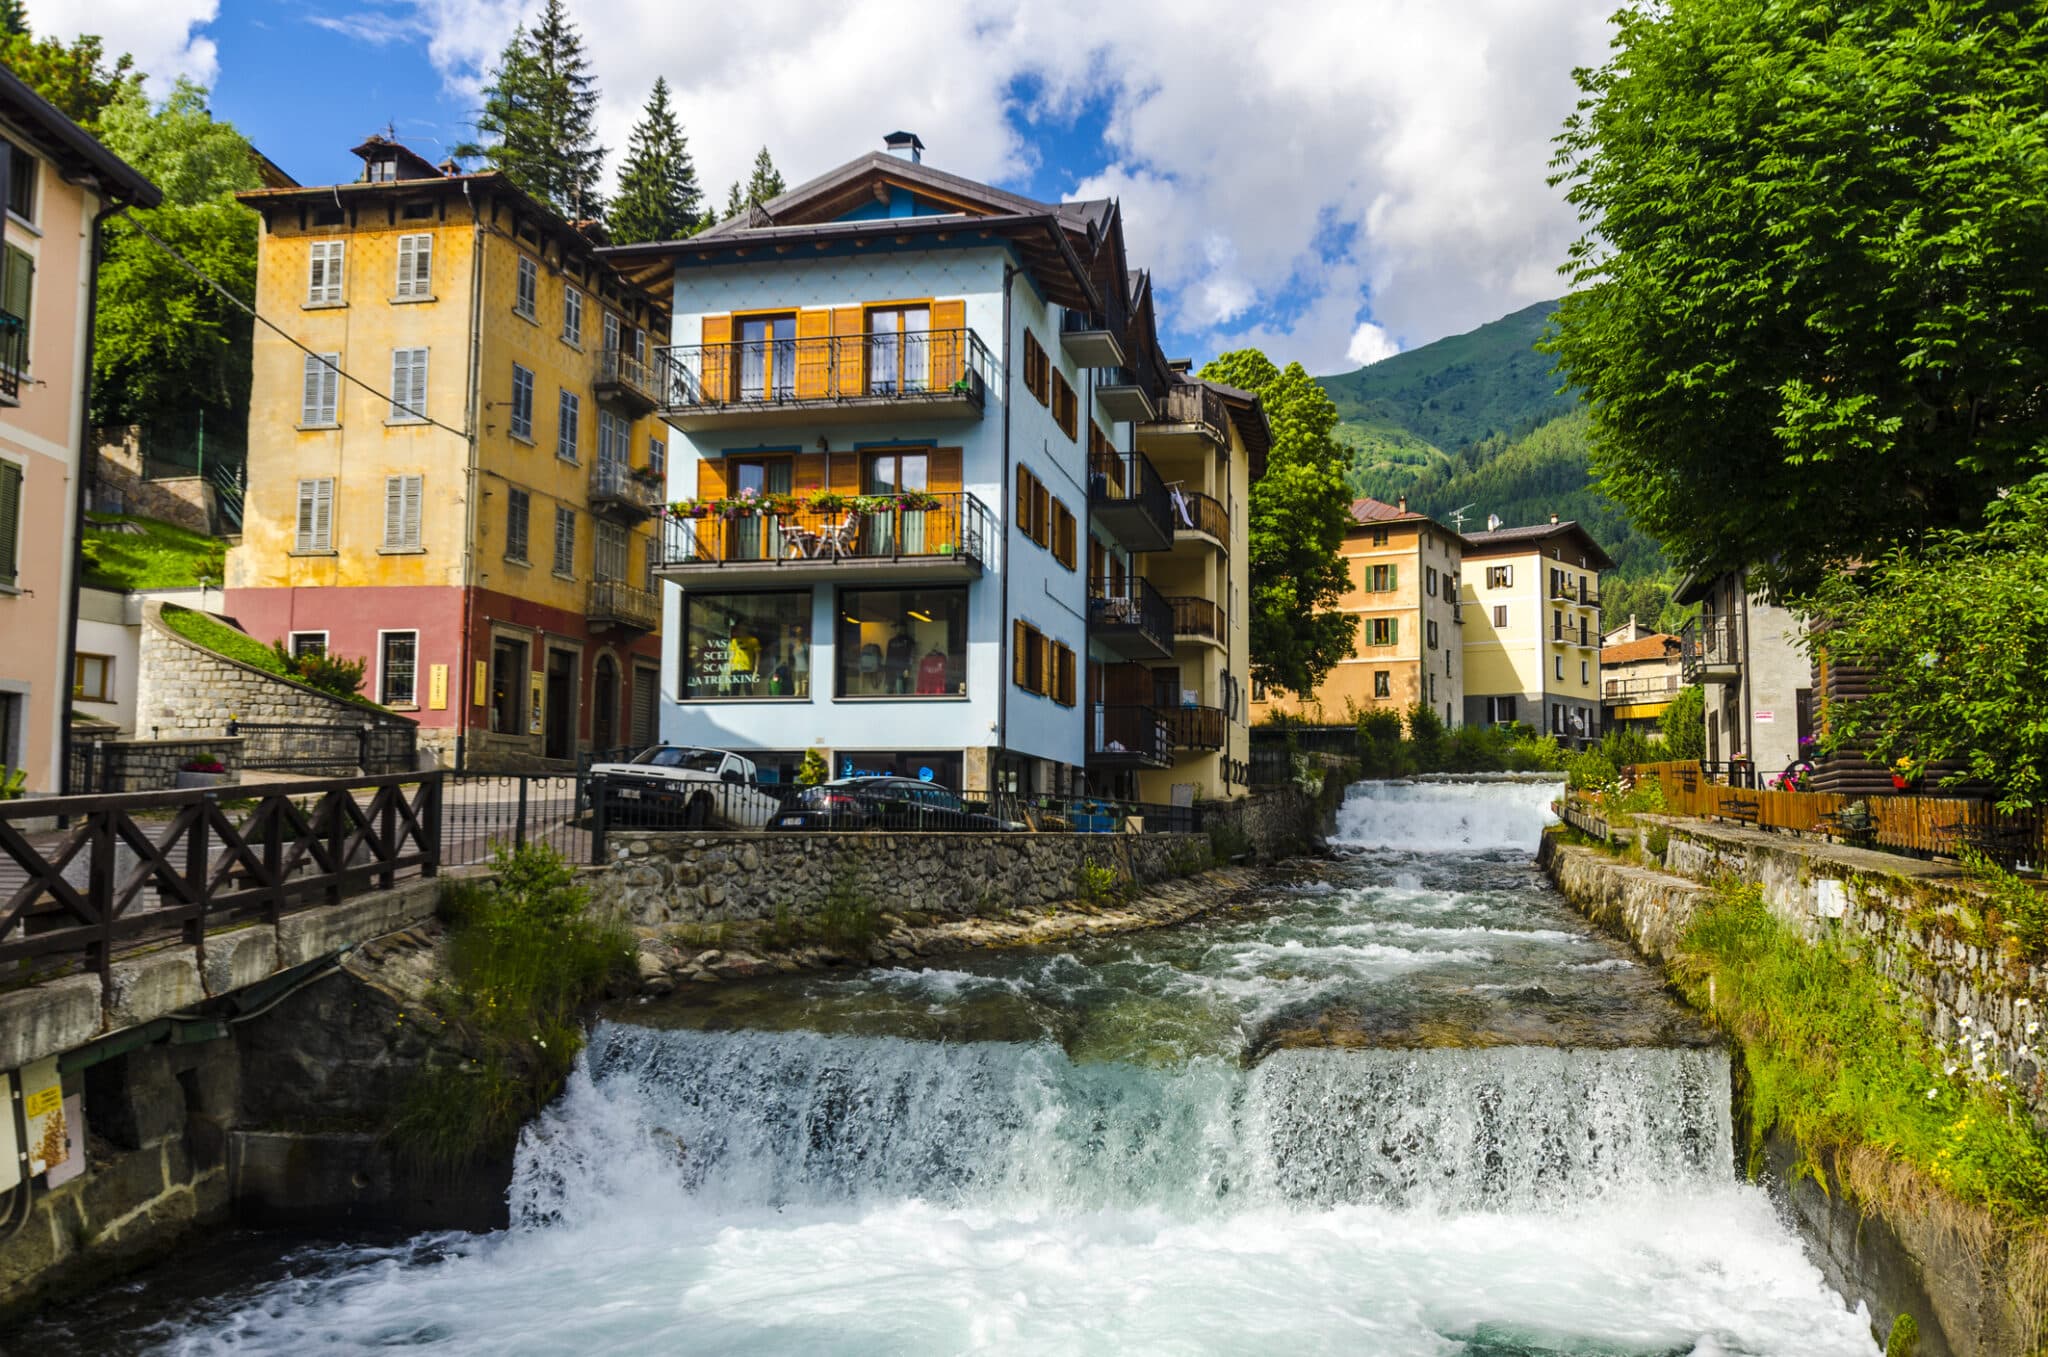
{"left": 0, "top": 775, "right": 441, "bottom": 992}
{"left": 1628, "top": 760, "right": 2046, "bottom": 864}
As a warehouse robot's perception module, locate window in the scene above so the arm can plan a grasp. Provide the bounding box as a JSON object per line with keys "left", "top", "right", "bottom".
{"left": 4, "top": 140, "right": 34, "bottom": 221}
{"left": 645, "top": 538, "right": 660, "bottom": 593}
{"left": 389, "top": 347, "right": 428, "bottom": 421}
{"left": 631, "top": 327, "right": 646, "bottom": 362}
{"left": 557, "top": 389, "right": 580, "bottom": 461}
{"left": 1, "top": 244, "right": 31, "bottom": 364}
{"left": 1426, "top": 619, "right": 1439, "bottom": 650}
{"left": 0, "top": 456, "right": 19, "bottom": 590}
{"left": 1015, "top": 465, "right": 1051, "bottom": 546}
{"left": 739, "top": 313, "right": 796, "bottom": 399}
{"left": 863, "top": 448, "right": 927, "bottom": 493}
{"left": 838, "top": 587, "right": 968, "bottom": 698}
{"left": 648, "top": 436, "right": 666, "bottom": 478}
{"left": 1364, "top": 563, "right": 1397, "bottom": 592}
{"left": 289, "top": 633, "right": 326, "bottom": 659}
{"left": 1486, "top": 564, "right": 1513, "bottom": 589}
{"left": 682, "top": 592, "right": 810, "bottom": 699}
{"left": 595, "top": 521, "right": 629, "bottom": 582}
{"left": 1373, "top": 670, "right": 1391, "bottom": 699}
{"left": 506, "top": 488, "right": 530, "bottom": 562}
{"left": 1366, "top": 617, "right": 1398, "bottom": 646}
{"left": 510, "top": 364, "right": 534, "bottom": 440}
{"left": 1581, "top": 660, "right": 1590, "bottom": 685}
{"left": 729, "top": 456, "right": 793, "bottom": 497}
{"left": 301, "top": 352, "right": 340, "bottom": 425}
{"left": 1371, "top": 528, "right": 1389, "bottom": 547}
{"left": 1051, "top": 372, "right": 1078, "bottom": 439}
{"left": 490, "top": 637, "right": 528, "bottom": 733}
{"left": 1493, "top": 605, "right": 1508, "bottom": 628}
{"left": 294, "top": 478, "right": 333, "bottom": 551}
{"left": 1426, "top": 567, "right": 1438, "bottom": 597}
{"left": 1428, "top": 673, "right": 1437, "bottom": 704}
{"left": 603, "top": 311, "right": 622, "bottom": 354}
{"left": 307, "top": 240, "right": 345, "bottom": 304}
{"left": 515, "top": 256, "right": 538, "bottom": 318}
{"left": 867, "top": 305, "right": 930, "bottom": 394}
{"left": 598, "top": 410, "right": 628, "bottom": 470}
{"left": 1555, "top": 654, "right": 1565, "bottom": 680}
{"left": 383, "top": 475, "right": 423, "bottom": 550}
{"left": 379, "top": 632, "right": 418, "bottom": 706}
{"left": 563, "top": 286, "right": 583, "bottom": 345}
{"left": 395, "top": 233, "right": 432, "bottom": 298}
{"left": 1022, "top": 330, "right": 1050, "bottom": 404}
{"left": 553, "top": 506, "right": 576, "bottom": 576}
{"left": 1050, "top": 500, "right": 1077, "bottom": 570}
{"left": 1487, "top": 696, "right": 1517, "bottom": 725}
{"left": 73, "top": 653, "right": 112, "bottom": 703}
{"left": 1012, "top": 621, "right": 1073, "bottom": 702}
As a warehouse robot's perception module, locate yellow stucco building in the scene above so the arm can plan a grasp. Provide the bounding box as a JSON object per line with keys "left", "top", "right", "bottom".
{"left": 1458, "top": 517, "right": 1612, "bottom": 747}
{"left": 226, "top": 137, "right": 671, "bottom": 767}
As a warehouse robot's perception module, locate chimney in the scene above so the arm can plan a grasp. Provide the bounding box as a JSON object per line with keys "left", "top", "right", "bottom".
{"left": 1396, "top": 495, "right": 1407, "bottom": 514}
{"left": 884, "top": 131, "right": 925, "bottom": 164}
{"left": 1549, "top": 512, "right": 1559, "bottom": 525}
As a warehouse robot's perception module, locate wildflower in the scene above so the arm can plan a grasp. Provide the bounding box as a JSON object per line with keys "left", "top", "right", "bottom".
{"left": 1926, "top": 1087, "right": 1939, "bottom": 1100}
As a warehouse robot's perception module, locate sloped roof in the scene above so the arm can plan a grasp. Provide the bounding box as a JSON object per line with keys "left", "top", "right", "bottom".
{"left": 1461, "top": 519, "right": 1616, "bottom": 570}
{"left": 0, "top": 65, "right": 159, "bottom": 207}
{"left": 1350, "top": 497, "right": 1421, "bottom": 524}
{"left": 1601, "top": 634, "right": 1679, "bottom": 666}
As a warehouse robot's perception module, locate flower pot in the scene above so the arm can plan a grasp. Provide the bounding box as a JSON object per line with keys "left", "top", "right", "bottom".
{"left": 176, "top": 771, "right": 227, "bottom": 789}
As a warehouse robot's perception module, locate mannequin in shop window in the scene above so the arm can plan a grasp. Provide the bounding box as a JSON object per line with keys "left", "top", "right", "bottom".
{"left": 916, "top": 645, "right": 948, "bottom": 695}
{"left": 885, "top": 623, "right": 916, "bottom": 692}
{"left": 859, "top": 634, "right": 884, "bottom": 693}
{"left": 728, "top": 622, "right": 761, "bottom": 695}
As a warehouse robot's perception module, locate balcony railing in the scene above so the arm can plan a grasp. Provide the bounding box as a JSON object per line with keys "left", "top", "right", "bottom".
{"left": 1168, "top": 489, "right": 1229, "bottom": 546}
{"left": 1096, "top": 366, "right": 1157, "bottom": 422}
{"left": 1165, "top": 705, "right": 1226, "bottom": 750}
{"left": 1087, "top": 576, "right": 1173, "bottom": 660}
{"left": 657, "top": 491, "right": 993, "bottom": 577}
{"left": 588, "top": 459, "right": 664, "bottom": 521}
{"left": 596, "top": 347, "right": 660, "bottom": 413}
{"left": 587, "top": 579, "right": 660, "bottom": 631}
{"left": 1088, "top": 449, "right": 1171, "bottom": 551}
{"left": 1145, "top": 382, "right": 1229, "bottom": 445}
{"left": 1548, "top": 575, "right": 1603, "bottom": 609}
{"left": 1090, "top": 703, "right": 1172, "bottom": 768}
{"left": 1680, "top": 616, "right": 1742, "bottom": 683}
{"left": 0, "top": 308, "right": 23, "bottom": 402}
{"left": 655, "top": 328, "right": 993, "bottom": 426}
{"left": 1603, "top": 673, "right": 1683, "bottom": 701}
{"left": 1060, "top": 309, "right": 1127, "bottom": 367}
{"left": 1168, "top": 595, "right": 1224, "bottom": 643}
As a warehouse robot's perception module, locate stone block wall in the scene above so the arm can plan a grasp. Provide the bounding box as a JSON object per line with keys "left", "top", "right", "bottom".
{"left": 1202, "top": 786, "right": 1325, "bottom": 860}
{"left": 90, "top": 429, "right": 220, "bottom": 536}
{"left": 69, "top": 734, "right": 244, "bottom": 793}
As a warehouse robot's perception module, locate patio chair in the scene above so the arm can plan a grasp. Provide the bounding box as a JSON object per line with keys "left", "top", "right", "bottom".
{"left": 814, "top": 509, "right": 861, "bottom": 558}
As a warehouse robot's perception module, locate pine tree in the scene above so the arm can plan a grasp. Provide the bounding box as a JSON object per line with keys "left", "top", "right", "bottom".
{"left": 0, "top": 1, "right": 29, "bottom": 38}
{"left": 719, "top": 146, "right": 787, "bottom": 223}
{"left": 465, "top": 0, "right": 605, "bottom": 219}
{"left": 605, "top": 78, "right": 701, "bottom": 244}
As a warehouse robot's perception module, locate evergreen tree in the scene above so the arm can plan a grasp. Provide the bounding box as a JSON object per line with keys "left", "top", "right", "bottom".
{"left": 0, "top": 1, "right": 29, "bottom": 38}
{"left": 464, "top": 0, "right": 605, "bottom": 218}
{"left": 605, "top": 77, "right": 700, "bottom": 244}
{"left": 720, "top": 146, "right": 787, "bottom": 222}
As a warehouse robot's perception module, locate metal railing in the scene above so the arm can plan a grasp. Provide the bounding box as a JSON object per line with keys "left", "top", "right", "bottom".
{"left": 657, "top": 491, "right": 994, "bottom": 571}
{"left": 440, "top": 771, "right": 589, "bottom": 867}
{"left": 1165, "top": 705, "right": 1226, "bottom": 750}
{"left": 0, "top": 775, "right": 441, "bottom": 988}
{"left": 1168, "top": 595, "right": 1225, "bottom": 642}
{"left": 227, "top": 719, "right": 417, "bottom": 775}
{"left": 1168, "top": 489, "right": 1229, "bottom": 544}
{"left": 1148, "top": 382, "right": 1229, "bottom": 441}
{"left": 1088, "top": 449, "right": 1171, "bottom": 543}
{"left": 587, "top": 579, "right": 660, "bottom": 630}
{"left": 656, "top": 328, "right": 994, "bottom": 414}
{"left": 0, "top": 307, "right": 24, "bottom": 401}
{"left": 596, "top": 347, "right": 659, "bottom": 408}
{"left": 1090, "top": 703, "right": 1172, "bottom": 767}
{"left": 1680, "top": 616, "right": 1742, "bottom": 683}
{"left": 588, "top": 459, "right": 664, "bottom": 518}
{"left": 1087, "top": 576, "right": 1172, "bottom": 653}
{"left": 1603, "top": 673, "right": 1683, "bottom": 701}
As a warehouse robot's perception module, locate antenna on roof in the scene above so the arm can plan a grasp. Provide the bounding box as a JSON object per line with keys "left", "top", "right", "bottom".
{"left": 1486, "top": 513, "right": 1503, "bottom": 532}
{"left": 1446, "top": 502, "right": 1476, "bottom": 532}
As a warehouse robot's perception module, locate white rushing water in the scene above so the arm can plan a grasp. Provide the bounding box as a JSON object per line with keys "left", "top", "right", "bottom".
{"left": 131, "top": 778, "right": 1874, "bottom": 1357}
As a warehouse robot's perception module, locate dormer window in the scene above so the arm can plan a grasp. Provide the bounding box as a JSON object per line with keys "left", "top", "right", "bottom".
{"left": 367, "top": 157, "right": 397, "bottom": 183}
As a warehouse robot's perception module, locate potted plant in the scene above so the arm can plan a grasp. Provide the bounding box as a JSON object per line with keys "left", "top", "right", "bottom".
{"left": 177, "top": 756, "right": 229, "bottom": 789}
{"left": 808, "top": 491, "right": 851, "bottom": 514}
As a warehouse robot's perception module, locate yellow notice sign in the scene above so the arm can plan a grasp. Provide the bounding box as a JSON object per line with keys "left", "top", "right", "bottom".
{"left": 23, "top": 1084, "right": 59, "bottom": 1120}
{"left": 428, "top": 663, "right": 448, "bottom": 710}
{"left": 474, "top": 659, "right": 489, "bottom": 706}
{"left": 529, "top": 672, "right": 545, "bottom": 735}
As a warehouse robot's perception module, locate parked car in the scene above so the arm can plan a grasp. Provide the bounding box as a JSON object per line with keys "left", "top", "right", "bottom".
{"left": 767, "top": 776, "right": 1015, "bottom": 832}
{"left": 588, "top": 746, "right": 785, "bottom": 830}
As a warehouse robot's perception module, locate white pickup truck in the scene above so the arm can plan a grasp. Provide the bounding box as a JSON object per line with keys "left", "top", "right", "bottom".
{"left": 588, "top": 746, "right": 784, "bottom": 830}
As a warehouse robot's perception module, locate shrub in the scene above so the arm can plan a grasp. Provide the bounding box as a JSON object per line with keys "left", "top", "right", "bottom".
{"left": 268, "top": 640, "right": 368, "bottom": 698}
{"left": 795, "top": 748, "right": 828, "bottom": 788}
{"left": 1077, "top": 860, "right": 1123, "bottom": 903}
{"left": 1645, "top": 825, "right": 1670, "bottom": 859}
{"left": 1599, "top": 727, "right": 1656, "bottom": 771}
{"left": 1356, "top": 706, "right": 1408, "bottom": 777}
{"left": 1208, "top": 818, "right": 1253, "bottom": 863}
{"left": 814, "top": 874, "right": 882, "bottom": 949}
{"left": 1661, "top": 685, "right": 1707, "bottom": 760}
{"left": 1405, "top": 702, "right": 1446, "bottom": 767}
{"left": 1565, "top": 748, "right": 1620, "bottom": 793}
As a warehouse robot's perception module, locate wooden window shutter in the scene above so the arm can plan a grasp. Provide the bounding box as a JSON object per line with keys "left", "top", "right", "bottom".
{"left": 1037, "top": 631, "right": 1051, "bottom": 696}
{"left": 930, "top": 299, "right": 966, "bottom": 388}
{"left": 929, "top": 448, "right": 961, "bottom": 492}
{"left": 1015, "top": 466, "right": 1031, "bottom": 537}
{"left": 832, "top": 306, "right": 865, "bottom": 395}
{"left": 1388, "top": 617, "right": 1399, "bottom": 647}
{"left": 1013, "top": 620, "right": 1028, "bottom": 687}
{"left": 794, "top": 309, "right": 832, "bottom": 398}
{"left": 1032, "top": 481, "right": 1050, "bottom": 546}
{"left": 700, "top": 313, "right": 733, "bottom": 402}
{"left": 0, "top": 456, "right": 20, "bottom": 589}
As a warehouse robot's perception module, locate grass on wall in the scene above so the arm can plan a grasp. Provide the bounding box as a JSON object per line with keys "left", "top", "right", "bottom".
{"left": 80, "top": 514, "right": 226, "bottom": 591}
{"left": 160, "top": 603, "right": 383, "bottom": 709}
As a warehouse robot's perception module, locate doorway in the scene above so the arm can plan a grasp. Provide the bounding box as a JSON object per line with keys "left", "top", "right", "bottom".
{"left": 545, "top": 648, "right": 576, "bottom": 761}
{"left": 593, "top": 655, "right": 619, "bottom": 753}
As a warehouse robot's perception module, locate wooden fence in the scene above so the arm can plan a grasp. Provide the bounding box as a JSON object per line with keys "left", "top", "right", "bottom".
{"left": 1627, "top": 761, "right": 2044, "bottom": 866}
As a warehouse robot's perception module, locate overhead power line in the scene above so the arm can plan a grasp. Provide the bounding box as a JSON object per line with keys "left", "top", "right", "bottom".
{"left": 120, "top": 212, "right": 473, "bottom": 442}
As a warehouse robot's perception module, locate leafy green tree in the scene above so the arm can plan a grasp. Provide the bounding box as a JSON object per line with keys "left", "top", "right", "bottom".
{"left": 3, "top": 29, "right": 139, "bottom": 126}
{"left": 91, "top": 81, "right": 261, "bottom": 432}
{"left": 1548, "top": 0, "right": 2048, "bottom": 590}
{"left": 722, "top": 146, "right": 786, "bottom": 220}
{"left": 1804, "top": 476, "right": 2048, "bottom": 811}
{"left": 464, "top": 0, "right": 605, "bottom": 218}
{"left": 606, "top": 78, "right": 700, "bottom": 245}
{"left": 1197, "top": 350, "right": 1357, "bottom": 696}
{"left": 1660, "top": 685, "right": 1706, "bottom": 761}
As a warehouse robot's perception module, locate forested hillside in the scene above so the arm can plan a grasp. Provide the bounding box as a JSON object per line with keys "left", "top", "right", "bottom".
{"left": 1316, "top": 303, "right": 1688, "bottom": 631}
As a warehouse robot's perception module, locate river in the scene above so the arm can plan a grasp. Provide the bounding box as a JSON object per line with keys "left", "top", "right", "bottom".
{"left": 33, "top": 778, "right": 1880, "bottom": 1355}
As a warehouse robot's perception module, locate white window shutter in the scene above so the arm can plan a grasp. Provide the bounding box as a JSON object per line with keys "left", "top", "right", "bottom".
{"left": 410, "top": 349, "right": 427, "bottom": 418}
{"left": 384, "top": 476, "right": 402, "bottom": 548}
{"left": 303, "top": 354, "right": 322, "bottom": 423}
{"left": 315, "top": 480, "right": 332, "bottom": 549}
{"left": 296, "top": 480, "right": 315, "bottom": 550}
{"left": 403, "top": 475, "right": 423, "bottom": 549}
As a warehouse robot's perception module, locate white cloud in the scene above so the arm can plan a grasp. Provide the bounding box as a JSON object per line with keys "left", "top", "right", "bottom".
{"left": 399, "top": 0, "right": 1612, "bottom": 370}
{"left": 1347, "top": 321, "right": 1402, "bottom": 368}
{"left": 26, "top": 0, "right": 221, "bottom": 93}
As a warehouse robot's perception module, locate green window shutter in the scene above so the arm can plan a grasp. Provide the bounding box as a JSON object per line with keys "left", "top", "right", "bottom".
{"left": 0, "top": 457, "right": 20, "bottom": 589}
{"left": 1387, "top": 563, "right": 1397, "bottom": 592}
{"left": 1388, "top": 617, "right": 1398, "bottom": 646}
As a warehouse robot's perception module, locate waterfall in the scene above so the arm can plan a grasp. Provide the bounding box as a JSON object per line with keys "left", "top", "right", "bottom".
{"left": 1331, "top": 776, "right": 1564, "bottom": 854}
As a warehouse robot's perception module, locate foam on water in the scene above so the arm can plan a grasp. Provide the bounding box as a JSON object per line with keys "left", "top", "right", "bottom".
{"left": 1332, "top": 775, "right": 1563, "bottom": 853}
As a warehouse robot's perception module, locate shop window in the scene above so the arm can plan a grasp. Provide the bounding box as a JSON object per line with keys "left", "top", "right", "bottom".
{"left": 684, "top": 591, "right": 812, "bottom": 700}
{"left": 490, "top": 637, "right": 528, "bottom": 733}
{"left": 835, "top": 749, "right": 965, "bottom": 788}
{"left": 839, "top": 587, "right": 967, "bottom": 698}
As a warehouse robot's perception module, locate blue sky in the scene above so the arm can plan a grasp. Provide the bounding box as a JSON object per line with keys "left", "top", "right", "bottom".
{"left": 40, "top": 0, "right": 1614, "bottom": 374}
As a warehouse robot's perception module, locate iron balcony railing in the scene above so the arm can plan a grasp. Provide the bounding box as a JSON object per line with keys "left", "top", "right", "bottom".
{"left": 1603, "top": 673, "right": 1683, "bottom": 701}
{"left": 588, "top": 459, "right": 664, "bottom": 519}
{"left": 1165, "top": 704, "right": 1226, "bottom": 750}
{"left": 656, "top": 327, "right": 993, "bottom": 415}
{"left": 1088, "top": 449, "right": 1171, "bottom": 547}
{"left": 1148, "top": 382, "right": 1229, "bottom": 442}
{"left": 0, "top": 307, "right": 23, "bottom": 401}
{"left": 1087, "top": 575, "right": 1172, "bottom": 654}
{"left": 1168, "top": 595, "right": 1225, "bottom": 642}
{"left": 1090, "top": 703, "right": 1172, "bottom": 767}
{"left": 1168, "top": 489, "right": 1229, "bottom": 545}
{"left": 658, "top": 491, "right": 994, "bottom": 571}
{"left": 1680, "top": 616, "right": 1742, "bottom": 683}
{"left": 587, "top": 579, "right": 660, "bottom": 630}
{"left": 596, "top": 347, "right": 660, "bottom": 410}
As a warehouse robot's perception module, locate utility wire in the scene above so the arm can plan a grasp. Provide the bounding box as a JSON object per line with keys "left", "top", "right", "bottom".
{"left": 120, "top": 212, "right": 473, "bottom": 442}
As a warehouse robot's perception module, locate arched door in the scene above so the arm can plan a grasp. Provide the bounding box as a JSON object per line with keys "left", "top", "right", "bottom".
{"left": 593, "top": 655, "right": 619, "bottom": 754}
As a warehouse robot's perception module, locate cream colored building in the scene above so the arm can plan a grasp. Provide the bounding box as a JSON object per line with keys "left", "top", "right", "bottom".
{"left": 1459, "top": 518, "right": 1612, "bottom": 747}
{"left": 0, "top": 70, "right": 159, "bottom": 793}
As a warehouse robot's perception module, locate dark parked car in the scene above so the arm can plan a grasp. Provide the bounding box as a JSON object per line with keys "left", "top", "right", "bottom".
{"left": 767, "top": 776, "right": 1014, "bottom": 832}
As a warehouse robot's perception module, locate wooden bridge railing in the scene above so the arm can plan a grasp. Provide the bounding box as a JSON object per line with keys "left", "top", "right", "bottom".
{"left": 0, "top": 773, "right": 442, "bottom": 995}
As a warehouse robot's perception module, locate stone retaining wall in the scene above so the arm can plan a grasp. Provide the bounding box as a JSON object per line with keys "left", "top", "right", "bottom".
{"left": 69, "top": 735, "right": 244, "bottom": 793}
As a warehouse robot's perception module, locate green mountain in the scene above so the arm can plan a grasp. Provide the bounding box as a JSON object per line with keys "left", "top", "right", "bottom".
{"left": 1316, "top": 301, "right": 1688, "bottom": 632}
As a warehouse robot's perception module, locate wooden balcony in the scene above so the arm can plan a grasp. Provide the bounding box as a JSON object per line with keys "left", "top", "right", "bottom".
{"left": 1165, "top": 705, "right": 1226, "bottom": 751}
{"left": 655, "top": 328, "right": 992, "bottom": 432}
{"left": 1168, "top": 490, "right": 1229, "bottom": 550}
{"left": 1138, "top": 382, "right": 1229, "bottom": 454}
{"left": 595, "top": 348, "right": 659, "bottom": 414}
{"left": 654, "top": 492, "right": 993, "bottom": 589}
{"left": 1168, "top": 595, "right": 1225, "bottom": 647}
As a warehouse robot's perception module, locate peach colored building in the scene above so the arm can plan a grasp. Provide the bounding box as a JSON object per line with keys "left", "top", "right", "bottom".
{"left": 0, "top": 71, "right": 159, "bottom": 793}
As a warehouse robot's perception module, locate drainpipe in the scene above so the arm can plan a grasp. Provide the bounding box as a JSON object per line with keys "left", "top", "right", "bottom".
{"left": 60, "top": 192, "right": 126, "bottom": 797}
{"left": 1737, "top": 569, "right": 1755, "bottom": 782}
{"left": 994, "top": 263, "right": 1015, "bottom": 795}
{"left": 454, "top": 182, "right": 485, "bottom": 770}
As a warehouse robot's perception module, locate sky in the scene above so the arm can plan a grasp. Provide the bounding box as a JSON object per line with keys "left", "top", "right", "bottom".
{"left": 33, "top": 0, "right": 1615, "bottom": 376}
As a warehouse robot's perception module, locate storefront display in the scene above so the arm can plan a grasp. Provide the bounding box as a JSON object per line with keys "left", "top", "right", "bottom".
{"left": 683, "top": 592, "right": 811, "bottom": 700}
{"left": 835, "top": 587, "right": 967, "bottom": 698}
{"left": 833, "top": 749, "right": 964, "bottom": 789}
